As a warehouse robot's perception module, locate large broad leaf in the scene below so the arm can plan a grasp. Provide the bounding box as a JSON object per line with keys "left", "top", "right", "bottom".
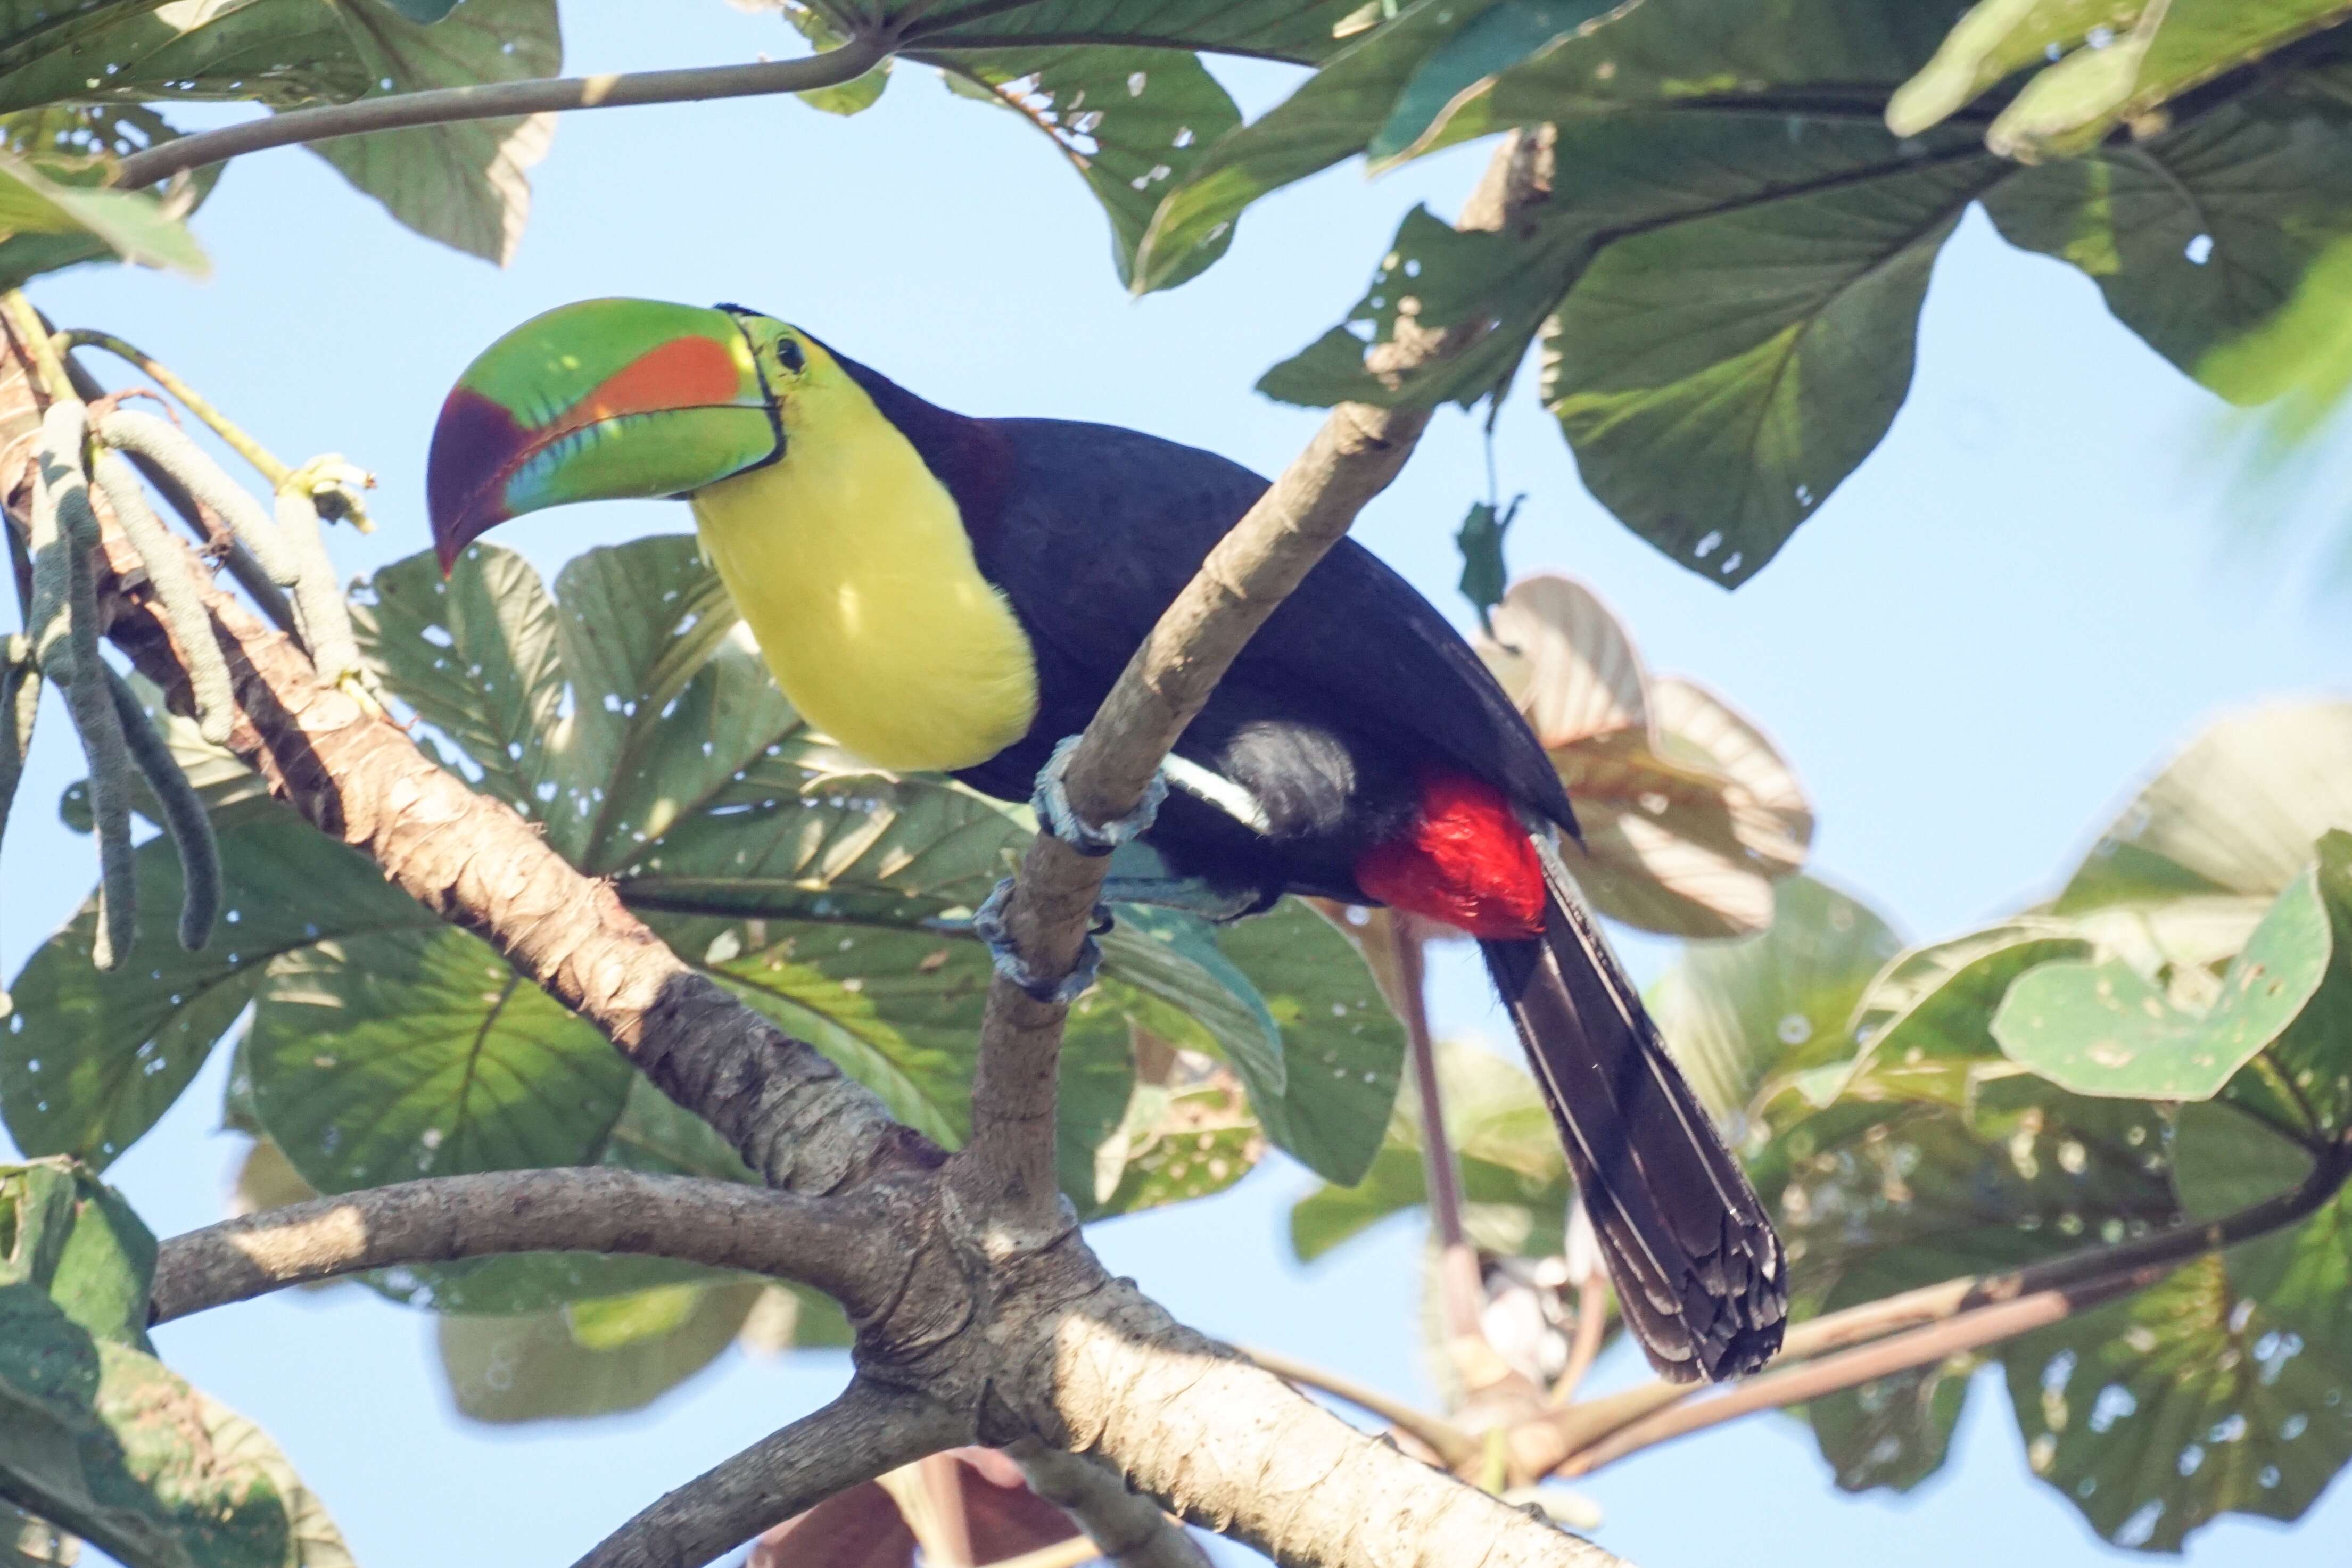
{"left": 1991, "top": 847, "right": 2340, "bottom": 1101}
{"left": 303, "top": 0, "right": 560, "bottom": 264}
{"left": 1541, "top": 125, "right": 1998, "bottom": 585}
{"left": 245, "top": 923, "right": 633, "bottom": 1195}
{"left": 1132, "top": 0, "right": 1511, "bottom": 292}
{"left": 2056, "top": 700, "right": 2352, "bottom": 912}
{"left": 1892, "top": 0, "right": 2352, "bottom": 160}
{"left": 1985, "top": 107, "right": 2352, "bottom": 396}
{"left": 1289, "top": 1041, "right": 1569, "bottom": 1264}
{"left": 1649, "top": 876, "right": 1902, "bottom": 1124}
{"left": 1771, "top": 1083, "right": 2178, "bottom": 1496}
{"left": 935, "top": 47, "right": 1241, "bottom": 287}
{"left": 0, "top": 1, "right": 369, "bottom": 116}
{"left": 898, "top": 1, "right": 1374, "bottom": 61}
{"left": 0, "top": 106, "right": 218, "bottom": 288}
{"left": 0, "top": 1161, "right": 354, "bottom": 1568}
{"left": 3, "top": 804, "right": 431, "bottom": 1172}
{"left": 1476, "top": 574, "right": 1814, "bottom": 936}
{"left": 0, "top": 147, "right": 202, "bottom": 278}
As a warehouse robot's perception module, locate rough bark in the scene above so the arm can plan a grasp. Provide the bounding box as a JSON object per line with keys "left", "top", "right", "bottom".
{"left": 149, "top": 1169, "right": 889, "bottom": 1324}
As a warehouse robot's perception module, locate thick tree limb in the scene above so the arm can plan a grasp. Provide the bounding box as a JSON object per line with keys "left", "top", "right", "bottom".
{"left": 148, "top": 1169, "right": 887, "bottom": 1324}
{"left": 112, "top": 44, "right": 890, "bottom": 191}
{"left": 957, "top": 127, "right": 1559, "bottom": 1235}
{"left": 92, "top": 509, "right": 928, "bottom": 1198}
{"left": 574, "top": 1380, "right": 966, "bottom": 1568}
{"left": 1005, "top": 1442, "right": 1208, "bottom": 1568}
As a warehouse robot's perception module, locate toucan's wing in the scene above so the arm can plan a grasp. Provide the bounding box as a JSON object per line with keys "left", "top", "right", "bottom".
{"left": 970, "top": 417, "right": 1571, "bottom": 828}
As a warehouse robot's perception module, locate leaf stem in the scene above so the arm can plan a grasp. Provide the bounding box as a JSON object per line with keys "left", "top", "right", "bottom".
{"left": 1394, "top": 917, "right": 1486, "bottom": 1347}
{"left": 1241, "top": 1343, "right": 1478, "bottom": 1468}
{"left": 111, "top": 41, "right": 893, "bottom": 190}
{"left": 57, "top": 329, "right": 294, "bottom": 489}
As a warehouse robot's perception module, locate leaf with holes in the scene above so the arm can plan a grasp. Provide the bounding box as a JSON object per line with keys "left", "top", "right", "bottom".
{"left": 938, "top": 47, "right": 1241, "bottom": 287}
{"left": 1991, "top": 848, "right": 2338, "bottom": 1101}
{"left": 0, "top": 106, "right": 217, "bottom": 288}
{"left": 1986, "top": 108, "right": 2352, "bottom": 397}
{"left": 2, "top": 804, "right": 431, "bottom": 1172}
{"left": 1130, "top": 0, "right": 1505, "bottom": 292}
{"left": 245, "top": 923, "right": 632, "bottom": 1195}
{"left": 0, "top": 0, "right": 370, "bottom": 117}
{"left": 306, "top": 0, "right": 560, "bottom": 263}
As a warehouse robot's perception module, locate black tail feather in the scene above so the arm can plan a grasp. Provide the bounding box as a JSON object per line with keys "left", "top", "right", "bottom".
{"left": 1480, "top": 845, "right": 1786, "bottom": 1383}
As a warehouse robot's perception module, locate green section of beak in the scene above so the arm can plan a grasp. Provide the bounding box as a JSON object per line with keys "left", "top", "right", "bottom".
{"left": 427, "top": 298, "right": 779, "bottom": 568}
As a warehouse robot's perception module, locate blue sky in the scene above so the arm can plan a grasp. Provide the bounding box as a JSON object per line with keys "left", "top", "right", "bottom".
{"left": 7, "top": 6, "right": 2352, "bottom": 1565}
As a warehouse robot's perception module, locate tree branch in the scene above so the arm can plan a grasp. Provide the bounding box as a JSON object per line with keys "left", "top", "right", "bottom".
{"left": 954, "top": 126, "right": 1559, "bottom": 1234}
{"left": 111, "top": 44, "right": 890, "bottom": 191}
{"left": 1005, "top": 1442, "right": 1209, "bottom": 1568}
{"left": 92, "top": 510, "right": 931, "bottom": 1198}
{"left": 148, "top": 1168, "right": 889, "bottom": 1324}
{"left": 574, "top": 1380, "right": 966, "bottom": 1568}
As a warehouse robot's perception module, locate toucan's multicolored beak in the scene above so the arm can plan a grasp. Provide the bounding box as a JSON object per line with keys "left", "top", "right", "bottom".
{"left": 426, "top": 298, "right": 780, "bottom": 572}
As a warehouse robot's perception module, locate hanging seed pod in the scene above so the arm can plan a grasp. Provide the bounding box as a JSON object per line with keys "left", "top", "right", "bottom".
{"left": 105, "top": 666, "right": 219, "bottom": 951}
{"left": 96, "top": 409, "right": 300, "bottom": 586}
{"left": 37, "top": 401, "right": 136, "bottom": 969}
{"left": 272, "top": 485, "right": 359, "bottom": 686}
{"left": 93, "top": 449, "right": 234, "bottom": 745}
{"left": 0, "top": 634, "right": 36, "bottom": 865}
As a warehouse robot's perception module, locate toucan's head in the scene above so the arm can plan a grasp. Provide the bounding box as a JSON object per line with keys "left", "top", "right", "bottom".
{"left": 426, "top": 297, "right": 822, "bottom": 572}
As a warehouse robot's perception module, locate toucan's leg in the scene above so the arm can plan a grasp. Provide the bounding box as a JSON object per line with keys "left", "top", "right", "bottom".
{"left": 1031, "top": 735, "right": 1168, "bottom": 856}
{"left": 970, "top": 737, "right": 1171, "bottom": 1004}
{"left": 972, "top": 879, "right": 1113, "bottom": 1004}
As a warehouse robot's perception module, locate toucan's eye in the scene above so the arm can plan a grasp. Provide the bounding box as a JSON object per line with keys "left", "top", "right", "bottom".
{"left": 777, "top": 337, "right": 805, "bottom": 374}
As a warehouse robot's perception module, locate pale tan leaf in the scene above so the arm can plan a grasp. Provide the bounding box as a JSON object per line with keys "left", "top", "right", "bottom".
{"left": 1481, "top": 573, "right": 1648, "bottom": 749}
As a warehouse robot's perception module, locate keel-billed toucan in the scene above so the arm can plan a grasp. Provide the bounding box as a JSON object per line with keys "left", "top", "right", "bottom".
{"left": 424, "top": 298, "right": 1786, "bottom": 1382}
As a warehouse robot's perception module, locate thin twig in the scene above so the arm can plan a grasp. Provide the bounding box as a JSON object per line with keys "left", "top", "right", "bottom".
{"left": 58, "top": 330, "right": 294, "bottom": 488}
{"left": 113, "top": 43, "right": 892, "bottom": 189}
{"left": 1396, "top": 919, "right": 1483, "bottom": 1346}
{"left": 955, "top": 128, "right": 1558, "bottom": 1235}
{"left": 150, "top": 1167, "right": 889, "bottom": 1324}
{"left": 1547, "top": 1273, "right": 1609, "bottom": 1408}
{"left": 573, "top": 1381, "right": 965, "bottom": 1568}
{"left": 1554, "top": 1270, "right": 2151, "bottom": 1478}
{"left": 1241, "top": 1344, "right": 1478, "bottom": 1468}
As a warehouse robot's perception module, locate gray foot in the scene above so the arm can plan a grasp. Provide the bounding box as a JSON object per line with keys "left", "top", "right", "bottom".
{"left": 972, "top": 878, "right": 1112, "bottom": 1005}
{"left": 1033, "top": 735, "right": 1167, "bottom": 857}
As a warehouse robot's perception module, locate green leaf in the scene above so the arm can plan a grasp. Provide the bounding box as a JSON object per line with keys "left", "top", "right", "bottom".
{"left": 1895, "top": 0, "right": 2352, "bottom": 159}
{"left": 1085, "top": 1049, "right": 1263, "bottom": 1217}
{"left": 2171, "top": 1099, "right": 2314, "bottom": 1299}
{"left": 779, "top": 2, "right": 890, "bottom": 114}
{"left": 937, "top": 47, "right": 1242, "bottom": 287}
{"left": 437, "top": 1279, "right": 764, "bottom": 1423}
{"left": 2002, "top": 1246, "right": 2352, "bottom": 1550}
{"left": 0, "top": 149, "right": 203, "bottom": 277}
{"left": 1839, "top": 920, "right": 2094, "bottom": 1108}
{"left": 901, "top": 0, "right": 1376, "bottom": 62}
{"left": 1454, "top": 495, "right": 1519, "bottom": 630}
{"left": 1099, "top": 907, "right": 1285, "bottom": 1095}
{"left": 0, "top": 1, "right": 369, "bottom": 118}
{"left": 1992, "top": 855, "right": 2336, "bottom": 1100}
{"left": 0, "top": 1161, "right": 354, "bottom": 1568}
{"left": 1543, "top": 130, "right": 1996, "bottom": 585}
{"left": 1366, "top": 0, "right": 1624, "bottom": 163}
{"left": 1290, "top": 1042, "right": 1567, "bottom": 1263}
{"left": 296, "top": 0, "right": 559, "bottom": 263}
{"left": 1259, "top": 202, "right": 1580, "bottom": 410}
{"left": 1131, "top": 0, "right": 1504, "bottom": 293}
{"left": 0, "top": 107, "right": 218, "bottom": 289}
{"left": 3, "top": 805, "right": 429, "bottom": 1171}
{"left": 1648, "top": 876, "right": 1903, "bottom": 1123}
{"left": 245, "top": 923, "right": 631, "bottom": 1194}
{"left": 1985, "top": 107, "right": 2352, "bottom": 395}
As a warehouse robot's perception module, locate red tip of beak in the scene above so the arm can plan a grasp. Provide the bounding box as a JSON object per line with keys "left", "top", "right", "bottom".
{"left": 426, "top": 387, "right": 528, "bottom": 576}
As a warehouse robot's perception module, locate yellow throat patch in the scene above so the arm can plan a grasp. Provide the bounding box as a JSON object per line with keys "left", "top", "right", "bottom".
{"left": 690, "top": 343, "right": 1039, "bottom": 772}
